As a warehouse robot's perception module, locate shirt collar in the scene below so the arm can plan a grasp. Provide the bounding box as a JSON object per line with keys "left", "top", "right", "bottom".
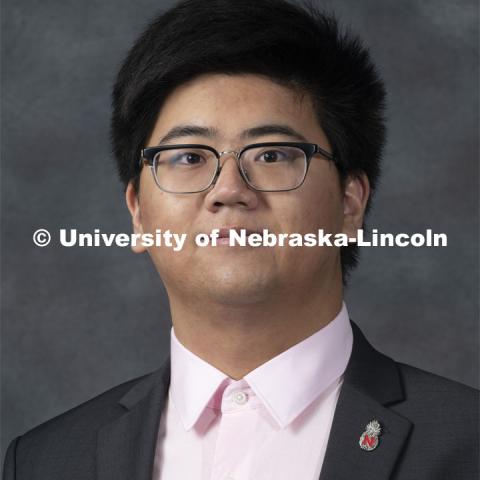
{"left": 169, "top": 302, "right": 353, "bottom": 430}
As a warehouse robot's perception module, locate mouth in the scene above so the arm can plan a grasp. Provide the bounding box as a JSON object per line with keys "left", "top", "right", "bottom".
{"left": 216, "top": 227, "right": 260, "bottom": 239}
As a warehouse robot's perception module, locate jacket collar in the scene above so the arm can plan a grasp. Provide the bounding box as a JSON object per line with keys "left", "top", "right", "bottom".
{"left": 96, "top": 359, "right": 170, "bottom": 480}
{"left": 320, "top": 321, "right": 412, "bottom": 480}
{"left": 96, "top": 320, "right": 412, "bottom": 480}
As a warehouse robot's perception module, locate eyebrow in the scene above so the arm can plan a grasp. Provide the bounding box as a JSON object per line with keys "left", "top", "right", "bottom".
{"left": 242, "top": 125, "right": 308, "bottom": 142}
{"left": 156, "top": 124, "right": 308, "bottom": 145}
{"left": 158, "top": 125, "right": 218, "bottom": 145}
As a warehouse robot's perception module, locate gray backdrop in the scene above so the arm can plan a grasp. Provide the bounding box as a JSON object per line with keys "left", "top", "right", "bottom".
{"left": 1, "top": 0, "right": 478, "bottom": 459}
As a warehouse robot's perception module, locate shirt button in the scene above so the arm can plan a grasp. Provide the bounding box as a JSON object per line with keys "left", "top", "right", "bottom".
{"left": 232, "top": 391, "right": 248, "bottom": 405}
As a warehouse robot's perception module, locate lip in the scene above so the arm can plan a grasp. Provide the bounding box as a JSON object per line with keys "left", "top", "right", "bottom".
{"left": 216, "top": 227, "right": 260, "bottom": 238}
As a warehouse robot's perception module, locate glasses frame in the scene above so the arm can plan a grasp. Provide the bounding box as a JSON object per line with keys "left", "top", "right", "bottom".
{"left": 139, "top": 141, "right": 336, "bottom": 194}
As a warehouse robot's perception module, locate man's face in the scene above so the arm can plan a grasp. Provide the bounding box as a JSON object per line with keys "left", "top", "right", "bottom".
{"left": 126, "top": 74, "right": 367, "bottom": 306}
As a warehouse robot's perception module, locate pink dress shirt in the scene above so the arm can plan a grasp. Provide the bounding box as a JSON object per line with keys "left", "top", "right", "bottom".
{"left": 152, "top": 302, "right": 353, "bottom": 480}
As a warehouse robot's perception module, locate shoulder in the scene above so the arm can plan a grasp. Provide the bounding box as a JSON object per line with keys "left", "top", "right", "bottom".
{"left": 22, "top": 371, "right": 151, "bottom": 439}
{"left": 395, "top": 361, "right": 478, "bottom": 411}
{"left": 393, "top": 360, "right": 478, "bottom": 437}
{"left": 4, "top": 370, "right": 155, "bottom": 476}
{"left": 387, "top": 362, "right": 479, "bottom": 478}
{"left": 350, "top": 320, "right": 477, "bottom": 412}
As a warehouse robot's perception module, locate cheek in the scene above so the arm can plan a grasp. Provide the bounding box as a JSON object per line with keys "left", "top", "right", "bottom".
{"left": 139, "top": 188, "right": 191, "bottom": 234}
{"left": 277, "top": 180, "right": 343, "bottom": 233}
{"left": 140, "top": 195, "right": 170, "bottom": 232}
{"left": 310, "top": 188, "right": 343, "bottom": 230}
{"left": 138, "top": 193, "right": 163, "bottom": 232}
{"left": 139, "top": 193, "right": 195, "bottom": 280}
{"left": 308, "top": 167, "right": 344, "bottom": 229}
{"left": 137, "top": 171, "right": 177, "bottom": 231}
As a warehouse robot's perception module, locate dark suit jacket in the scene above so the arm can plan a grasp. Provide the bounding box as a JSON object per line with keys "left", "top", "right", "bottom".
{"left": 3, "top": 321, "right": 479, "bottom": 479}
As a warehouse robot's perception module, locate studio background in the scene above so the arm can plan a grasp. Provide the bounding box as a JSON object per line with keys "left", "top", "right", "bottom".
{"left": 1, "top": 0, "right": 478, "bottom": 459}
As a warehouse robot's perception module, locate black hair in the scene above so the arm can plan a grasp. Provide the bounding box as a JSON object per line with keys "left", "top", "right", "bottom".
{"left": 110, "top": 0, "right": 387, "bottom": 283}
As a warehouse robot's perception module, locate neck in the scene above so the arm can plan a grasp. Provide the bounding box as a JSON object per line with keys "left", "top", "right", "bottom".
{"left": 168, "top": 273, "right": 343, "bottom": 380}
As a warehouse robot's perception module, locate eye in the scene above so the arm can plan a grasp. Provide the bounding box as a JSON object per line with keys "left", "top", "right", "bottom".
{"left": 168, "top": 151, "right": 206, "bottom": 166}
{"left": 175, "top": 152, "right": 202, "bottom": 164}
{"left": 261, "top": 150, "right": 280, "bottom": 163}
{"left": 256, "top": 148, "right": 293, "bottom": 163}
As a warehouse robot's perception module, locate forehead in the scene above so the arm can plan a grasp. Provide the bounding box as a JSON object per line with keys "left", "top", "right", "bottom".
{"left": 147, "top": 73, "right": 322, "bottom": 145}
{"left": 163, "top": 73, "right": 310, "bottom": 111}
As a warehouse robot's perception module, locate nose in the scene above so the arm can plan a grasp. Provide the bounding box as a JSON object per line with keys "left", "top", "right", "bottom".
{"left": 204, "top": 151, "right": 259, "bottom": 212}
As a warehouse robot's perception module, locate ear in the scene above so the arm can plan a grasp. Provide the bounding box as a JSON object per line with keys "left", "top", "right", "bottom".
{"left": 342, "top": 172, "right": 370, "bottom": 238}
{"left": 125, "top": 181, "right": 147, "bottom": 254}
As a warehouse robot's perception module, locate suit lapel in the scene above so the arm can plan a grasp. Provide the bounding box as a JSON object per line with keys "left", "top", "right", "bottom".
{"left": 96, "top": 358, "right": 171, "bottom": 480}
{"left": 320, "top": 321, "right": 413, "bottom": 480}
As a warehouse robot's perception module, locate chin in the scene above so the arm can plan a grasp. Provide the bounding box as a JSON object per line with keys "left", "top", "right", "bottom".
{"left": 201, "top": 267, "right": 279, "bottom": 306}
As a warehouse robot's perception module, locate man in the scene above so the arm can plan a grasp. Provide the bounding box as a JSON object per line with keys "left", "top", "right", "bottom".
{"left": 3, "top": 0, "right": 478, "bottom": 479}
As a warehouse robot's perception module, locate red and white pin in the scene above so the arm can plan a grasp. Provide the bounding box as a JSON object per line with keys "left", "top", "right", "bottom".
{"left": 359, "top": 419, "right": 382, "bottom": 451}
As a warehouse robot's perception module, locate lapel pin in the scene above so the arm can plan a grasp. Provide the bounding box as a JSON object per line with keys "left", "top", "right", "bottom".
{"left": 359, "top": 419, "right": 382, "bottom": 451}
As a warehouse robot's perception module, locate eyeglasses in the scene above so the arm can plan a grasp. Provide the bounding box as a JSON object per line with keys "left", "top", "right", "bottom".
{"left": 139, "top": 142, "right": 336, "bottom": 194}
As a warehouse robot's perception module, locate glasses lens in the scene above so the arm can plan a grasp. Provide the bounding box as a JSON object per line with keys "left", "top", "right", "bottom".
{"left": 152, "top": 148, "right": 217, "bottom": 193}
{"left": 240, "top": 146, "right": 307, "bottom": 191}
